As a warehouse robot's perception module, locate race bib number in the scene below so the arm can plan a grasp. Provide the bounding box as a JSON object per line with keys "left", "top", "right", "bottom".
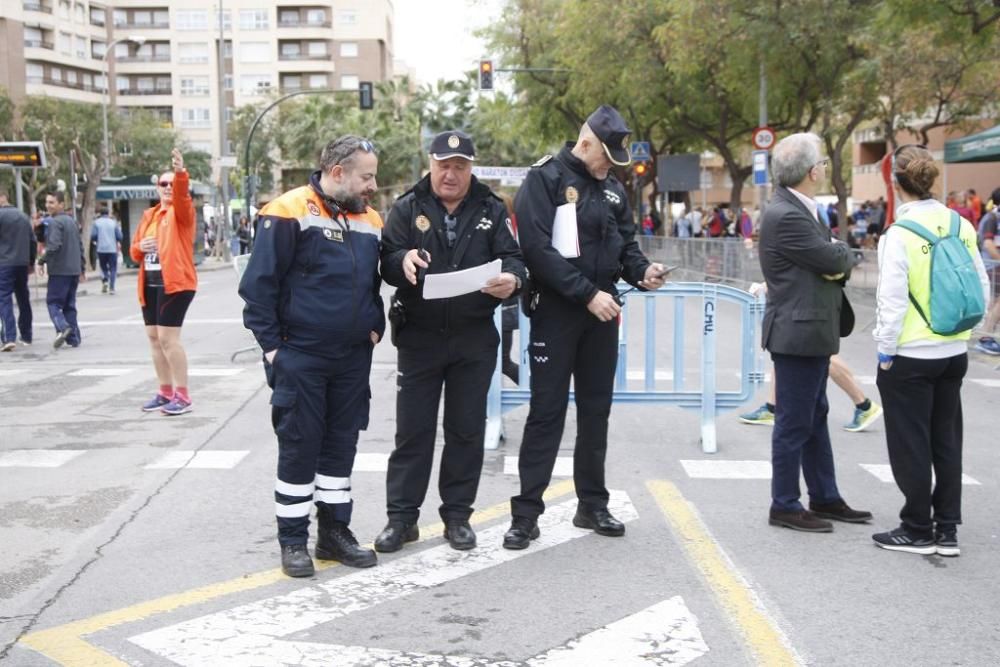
{"left": 144, "top": 251, "right": 161, "bottom": 271}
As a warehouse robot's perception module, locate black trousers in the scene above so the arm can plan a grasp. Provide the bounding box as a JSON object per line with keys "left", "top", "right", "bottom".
{"left": 386, "top": 322, "right": 498, "bottom": 523}
{"left": 876, "top": 353, "right": 966, "bottom": 537}
{"left": 511, "top": 297, "right": 619, "bottom": 520}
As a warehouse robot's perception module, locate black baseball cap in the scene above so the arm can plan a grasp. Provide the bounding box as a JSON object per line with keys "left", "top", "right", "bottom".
{"left": 430, "top": 130, "right": 475, "bottom": 161}
{"left": 586, "top": 105, "right": 631, "bottom": 166}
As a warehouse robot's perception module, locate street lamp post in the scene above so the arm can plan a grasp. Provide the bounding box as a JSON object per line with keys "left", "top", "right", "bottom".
{"left": 101, "top": 35, "right": 146, "bottom": 177}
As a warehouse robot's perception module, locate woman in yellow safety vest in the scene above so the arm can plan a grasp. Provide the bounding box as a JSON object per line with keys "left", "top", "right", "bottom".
{"left": 871, "top": 144, "right": 990, "bottom": 557}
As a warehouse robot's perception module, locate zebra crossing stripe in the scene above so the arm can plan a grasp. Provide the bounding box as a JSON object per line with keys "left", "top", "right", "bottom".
{"left": 144, "top": 451, "right": 250, "bottom": 470}
{"left": 504, "top": 455, "right": 573, "bottom": 477}
{"left": 68, "top": 368, "right": 136, "bottom": 377}
{"left": 859, "top": 463, "right": 980, "bottom": 486}
{"left": 681, "top": 459, "right": 772, "bottom": 479}
{"left": 0, "top": 450, "right": 87, "bottom": 468}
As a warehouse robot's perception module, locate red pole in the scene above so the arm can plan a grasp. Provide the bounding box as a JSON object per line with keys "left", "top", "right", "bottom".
{"left": 881, "top": 153, "right": 895, "bottom": 227}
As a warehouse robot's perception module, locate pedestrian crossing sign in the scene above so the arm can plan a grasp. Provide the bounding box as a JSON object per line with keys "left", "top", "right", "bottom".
{"left": 630, "top": 141, "right": 651, "bottom": 162}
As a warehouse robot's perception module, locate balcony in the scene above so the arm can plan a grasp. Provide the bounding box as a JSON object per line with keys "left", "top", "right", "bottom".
{"left": 118, "top": 87, "right": 173, "bottom": 96}
{"left": 114, "top": 21, "right": 169, "bottom": 30}
{"left": 117, "top": 54, "right": 171, "bottom": 63}
{"left": 23, "top": 1, "right": 54, "bottom": 13}
{"left": 24, "top": 40, "right": 55, "bottom": 50}
{"left": 28, "top": 76, "right": 100, "bottom": 93}
{"left": 278, "top": 52, "right": 331, "bottom": 61}
{"left": 278, "top": 18, "right": 331, "bottom": 28}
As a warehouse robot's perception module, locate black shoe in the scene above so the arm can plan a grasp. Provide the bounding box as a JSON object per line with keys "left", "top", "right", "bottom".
{"left": 53, "top": 327, "right": 72, "bottom": 349}
{"left": 572, "top": 507, "right": 625, "bottom": 537}
{"left": 809, "top": 500, "right": 873, "bottom": 523}
{"left": 872, "top": 527, "right": 936, "bottom": 555}
{"left": 315, "top": 521, "right": 377, "bottom": 568}
{"left": 769, "top": 509, "right": 834, "bottom": 533}
{"left": 280, "top": 544, "right": 315, "bottom": 578}
{"left": 502, "top": 518, "right": 540, "bottom": 550}
{"left": 373, "top": 520, "right": 419, "bottom": 553}
{"left": 443, "top": 520, "right": 476, "bottom": 550}
{"left": 935, "top": 527, "right": 960, "bottom": 557}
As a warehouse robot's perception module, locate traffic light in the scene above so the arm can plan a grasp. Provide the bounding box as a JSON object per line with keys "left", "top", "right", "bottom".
{"left": 359, "top": 81, "right": 373, "bottom": 110}
{"left": 633, "top": 162, "right": 649, "bottom": 179}
{"left": 479, "top": 60, "right": 494, "bottom": 91}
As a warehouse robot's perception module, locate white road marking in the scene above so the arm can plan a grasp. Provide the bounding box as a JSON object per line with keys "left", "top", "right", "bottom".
{"left": 144, "top": 450, "right": 250, "bottom": 470}
{"left": 0, "top": 449, "right": 87, "bottom": 468}
{"left": 0, "top": 369, "right": 27, "bottom": 377}
{"left": 68, "top": 368, "right": 136, "bottom": 377}
{"left": 352, "top": 452, "right": 389, "bottom": 472}
{"left": 680, "top": 459, "right": 772, "bottom": 479}
{"left": 505, "top": 455, "right": 573, "bottom": 477}
{"left": 860, "top": 463, "right": 980, "bottom": 486}
{"left": 129, "top": 492, "right": 679, "bottom": 667}
{"left": 187, "top": 368, "right": 245, "bottom": 377}
{"left": 969, "top": 378, "right": 1000, "bottom": 388}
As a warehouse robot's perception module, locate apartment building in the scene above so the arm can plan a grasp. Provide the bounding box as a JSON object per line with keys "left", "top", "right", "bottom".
{"left": 0, "top": 0, "right": 394, "bottom": 158}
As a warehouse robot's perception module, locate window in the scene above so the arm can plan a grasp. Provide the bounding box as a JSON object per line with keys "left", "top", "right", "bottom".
{"left": 116, "top": 75, "right": 128, "bottom": 91}
{"left": 306, "top": 9, "right": 326, "bottom": 25}
{"left": 224, "top": 107, "right": 235, "bottom": 122}
{"left": 239, "top": 42, "right": 270, "bottom": 63}
{"left": 94, "top": 73, "right": 106, "bottom": 90}
{"left": 222, "top": 40, "right": 233, "bottom": 58}
{"left": 92, "top": 40, "right": 106, "bottom": 58}
{"left": 133, "top": 10, "right": 152, "bottom": 25}
{"left": 176, "top": 10, "right": 208, "bottom": 30}
{"left": 280, "top": 42, "right": 301, "bottom": 57}
{"left": 51, "top": 66, "right": 63, "bottom": 82}
{"left": 156, "top": 76, "right": 171, "bottom": 92}
{"left": 178, "top": 42, "right": 209, "bottom": 63}
{"left": 113, "top": 9, "right": 126, "bottom": 26}
{"left": 336, "top": 10, "right": 357, "bottom": 25}
{"left": 136, "top": 76, "right": 154, "bottom": 92}
{"left": 24, "top": 27, "right": 42, "bottom": 46}
{"left": 340, "top": 75, "right": 359, "bottom": 90}
{"left": 57, "top": 32, "right": 72, "bottom": 55}
{"left": 26, "top": 63, "right": 43, "bottom": 81}
{"left": 215, "top": 9, "right": 232, "bottom": 31}
{"left": 154, "top": 43, "right": 170, "bottom": 59}
{"left": 74, "top": 3, "right": 85, "bottom": 23}
{"left": 90, "top": 7, "right": 105, "bottom": 25}
{"left": 307, "top": 41, "right": 328, "bottom": 57}
{"left": 308, "top": 74, "right": 327, "bottom": 89}
{"left": 180, "top": 76, "right": 209, "bottom": 96}
{"left": 66, "top": 69, "right": 78, "bottom": 85}
{"left": 282, "top": 75, "right": 301, "bottom": 90}
{"left": 279, "top": 10, "right": 298, "bottom": 25}
{"left": 154, "top": 10, "right": 169, "bottom": 26}
{"left": 340, "top": 42, "right": 358, "bottom": 58}
{"left": 179, "top": 108, "right": 211, "bottom": 128}
{"left": 58, "top": 1, "right": 70, "bottom": 20}
{"left": 240, "top": 74, "right": 271, "bottom": 95}
{"left": 189, "top": 141, "right": 212, "bottom": 153}
{"left": 223, "top": 75, "right": 232, "bottom": 90}
{"left": 239, "top": 9, "right": 269, "bottom": 30}
{"left": 75, "top": 35, "right": 87, "bottom": 58}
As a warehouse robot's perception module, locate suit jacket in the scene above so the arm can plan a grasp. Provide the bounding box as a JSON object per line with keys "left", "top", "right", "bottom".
{"left": 758, "top": 186, "right": 855, "bottom": 356}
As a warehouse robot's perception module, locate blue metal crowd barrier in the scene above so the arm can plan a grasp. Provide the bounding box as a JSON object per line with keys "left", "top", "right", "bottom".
{"left": 485, "top": 282, "right": 766, "bottom": 454}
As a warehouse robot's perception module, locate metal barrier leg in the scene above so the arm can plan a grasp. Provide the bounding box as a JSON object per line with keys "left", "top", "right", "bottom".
{"left": 700, "top": 286, "right": 718, "bottom": 454}
{"left": 485, "top": 307, "right": 504, "bottom": 450}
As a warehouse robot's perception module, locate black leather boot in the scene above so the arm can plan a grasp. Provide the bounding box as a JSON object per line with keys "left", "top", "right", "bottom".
{"left": 374, "top": 520, "right": 419, "bottom": 553}
{"left": 572, "top": 507, "right": 625, "bottom": 536}
{"left": 316, "top": 505, "right": 377, "bottom": 568}
{"left": 281, "top": 544, "right": 315, "bottom": 578}
{"left": 502, "top": 518, "right": 540, "bottom": 550}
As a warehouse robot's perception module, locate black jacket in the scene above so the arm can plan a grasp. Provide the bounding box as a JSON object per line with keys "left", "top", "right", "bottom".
{"left": 514, "top": 144, "right": 650, "bottom": 307}
{"left": 381, "top": 174, "right": 526, "bottom": 333}
{"left": 758, "top": 186, "right": 855, "bottom": 356}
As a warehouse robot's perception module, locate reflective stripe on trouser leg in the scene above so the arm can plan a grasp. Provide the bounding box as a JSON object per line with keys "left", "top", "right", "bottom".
{"left": 275, "top": 477, "right": 314, "bottom": 545}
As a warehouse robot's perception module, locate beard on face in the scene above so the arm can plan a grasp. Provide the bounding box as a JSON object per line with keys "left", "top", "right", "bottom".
{"left": 332, "top": 187, "right": 369, "bottom": 214}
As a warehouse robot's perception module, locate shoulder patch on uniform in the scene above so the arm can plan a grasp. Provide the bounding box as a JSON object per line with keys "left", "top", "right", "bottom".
{"left": 532, "top": 155, "right": 553, "bottom": 168}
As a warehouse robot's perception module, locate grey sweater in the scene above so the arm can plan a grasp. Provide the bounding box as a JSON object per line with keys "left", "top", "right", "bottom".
{"left": 0, "top": 205, "right": 36, "bottom": 267}
{"left": 44, "top": 213, "right": 84, "bottom": 276}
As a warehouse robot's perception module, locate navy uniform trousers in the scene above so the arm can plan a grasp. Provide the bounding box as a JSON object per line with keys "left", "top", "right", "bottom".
{"left": 511, "top": 296, "right": 619, "bottom": 520}
{"left": 385, "top": 321, "right": 498, "bottom": 524}
{"left": 267, "top": 344, "right": 372, "bottom": 546}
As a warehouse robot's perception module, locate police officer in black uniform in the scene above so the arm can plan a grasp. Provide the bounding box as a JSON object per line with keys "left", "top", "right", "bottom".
{"left": 503, "top": 105, "right": 667, "bottom": 549}
{"left": 376, "top": 130, "right": 526, "bottom": 552}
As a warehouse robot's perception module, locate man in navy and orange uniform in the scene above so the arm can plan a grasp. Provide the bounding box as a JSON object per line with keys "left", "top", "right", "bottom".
{"left": 239, "top": 135, "right": 384, "bottom": 577}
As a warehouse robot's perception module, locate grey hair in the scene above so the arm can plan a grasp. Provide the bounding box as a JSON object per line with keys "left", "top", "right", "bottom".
{"left": 771, "top": 132, "right": 822, "bottom": 188}
{"left": 319, "top": 135, "right": 375, "bottom": 172}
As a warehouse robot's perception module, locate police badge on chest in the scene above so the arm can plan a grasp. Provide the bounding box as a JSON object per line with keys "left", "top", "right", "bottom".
{"left": 323, "top": 227, "right": 344, "bottom": 243}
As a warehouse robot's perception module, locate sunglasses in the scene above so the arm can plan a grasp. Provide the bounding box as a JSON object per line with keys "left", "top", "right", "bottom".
{"left": 359, "top": 139, "right": 376, "bottom": 153}
{"left": 158, "top": 181, "right": 173, "bottom": 187}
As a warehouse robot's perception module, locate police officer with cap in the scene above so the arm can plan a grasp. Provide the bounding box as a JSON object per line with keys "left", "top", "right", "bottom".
{"left": 377, "top": 130, "right": 526, "bottom": 553}
{"left": 503, "top": 105, "right": 668, "bottom": 549}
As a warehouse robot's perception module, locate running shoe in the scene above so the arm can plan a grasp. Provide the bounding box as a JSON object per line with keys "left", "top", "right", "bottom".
{"left": 844, "top": 401, "right": 883, "bottom": 432}
{"left": 738, "top": 403, "right": 774, "bottom": 426}
{"left": 142, "top": 393, "right": 172, "bottom": 412}
{"left": 161, "top": 397, "right": 193, "bottom": 416}
{"left": 975, "top": 336, "right": 1000, "bottom": 355}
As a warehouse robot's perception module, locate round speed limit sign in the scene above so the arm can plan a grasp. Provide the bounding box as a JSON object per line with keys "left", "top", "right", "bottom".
{"left": 752, "top": 127, "right": 776, "bottom": 150}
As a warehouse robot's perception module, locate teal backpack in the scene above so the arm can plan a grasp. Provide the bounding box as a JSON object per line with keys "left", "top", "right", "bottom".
{"left": 894, "top": 210, "right": 985, "bottom": 336}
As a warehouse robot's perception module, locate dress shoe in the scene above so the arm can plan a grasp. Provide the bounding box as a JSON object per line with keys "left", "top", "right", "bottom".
{"left": 314, "top": 521, "right": 377, "bottom": 568}
{"left": 443, "top": 520, "right": 476, "bottom": 550}
{"left": 281, "top": 544, "right": 315, "bottom": 578}
{"left": 572, "top": 507, "right": 625, "bottom": 537}
{"left": 373, "top": 521, "right": 419, "bottom": 553}
{"left": 809, "top": 500, "right": 872, "bottom": 523}
{"left": 502, "top": 518, "right": 540, "bottom": 550}
{"left": 768, "top": 509, "right": 833, "bottom": 533}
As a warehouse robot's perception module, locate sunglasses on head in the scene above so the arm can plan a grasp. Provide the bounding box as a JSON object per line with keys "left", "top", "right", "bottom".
{"left": 359, "top": 139, "right": 375, "bottom": 153}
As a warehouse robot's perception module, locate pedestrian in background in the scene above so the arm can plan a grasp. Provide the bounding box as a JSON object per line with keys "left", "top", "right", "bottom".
{"left": 130, "top": 148, "right": 198, "bottom": 416}
{"left": 237, "top": 216, "right": 251, "bottom": 254}
{"left": 758, "top": 132, "right": 870, "bottom": 533}
{"left": 376, "top": 130, "right": 525, "bottom": 554}
{"left": 91, "top": 204, "right": 122, "bottom": 294}
{"left": 38, "top": 191, "right": 84, "bottom": 349}
{"left": 974, "top": 187, "right": 1000, "bottom": 355}
{"left": 504, "top": 105, "right": 666, "bottom": 550}
{"left": 872, "top": 144, "right": 989, "bottom": 556}
{"left": 0, "top": 188, "right": 35, "bottom": 351}
{"left": 240, "top": 135, "right": 384, "bottom": 577}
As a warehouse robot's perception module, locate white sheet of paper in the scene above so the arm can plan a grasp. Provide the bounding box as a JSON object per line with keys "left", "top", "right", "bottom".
{"left": 422, "top": 259, "right": 502, "bottom": 300}
{"left": 552, "top": 202, "right": 580, "bottom": 258}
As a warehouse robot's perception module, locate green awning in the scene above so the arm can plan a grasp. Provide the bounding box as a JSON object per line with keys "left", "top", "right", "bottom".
{"left": 944, "top": 125, "right": 1000, "bottom": 163}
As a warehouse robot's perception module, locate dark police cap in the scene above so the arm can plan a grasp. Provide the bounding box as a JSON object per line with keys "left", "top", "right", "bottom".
{"left": 586, "top": 105, "right": 632, "bottom": 166}
{"left": 430, "top": 130, "right": 475, "bottom": 161}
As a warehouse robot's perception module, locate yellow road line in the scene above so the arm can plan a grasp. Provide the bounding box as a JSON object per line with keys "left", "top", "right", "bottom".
{"left": 21, "top": 479, "right": 576, "bottom": 666}
{"left": 646, "top": 480, "right": 801, "bottom": 667}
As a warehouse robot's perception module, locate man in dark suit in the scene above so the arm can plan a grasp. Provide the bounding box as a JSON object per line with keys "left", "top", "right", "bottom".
{"left": 758, "top": 132, "right": 872, "bottom": 533}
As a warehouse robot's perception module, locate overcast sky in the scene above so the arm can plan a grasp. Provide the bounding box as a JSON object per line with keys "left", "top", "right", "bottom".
{"left": 394, "top": 0, "right": 504, "bottom": 84}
